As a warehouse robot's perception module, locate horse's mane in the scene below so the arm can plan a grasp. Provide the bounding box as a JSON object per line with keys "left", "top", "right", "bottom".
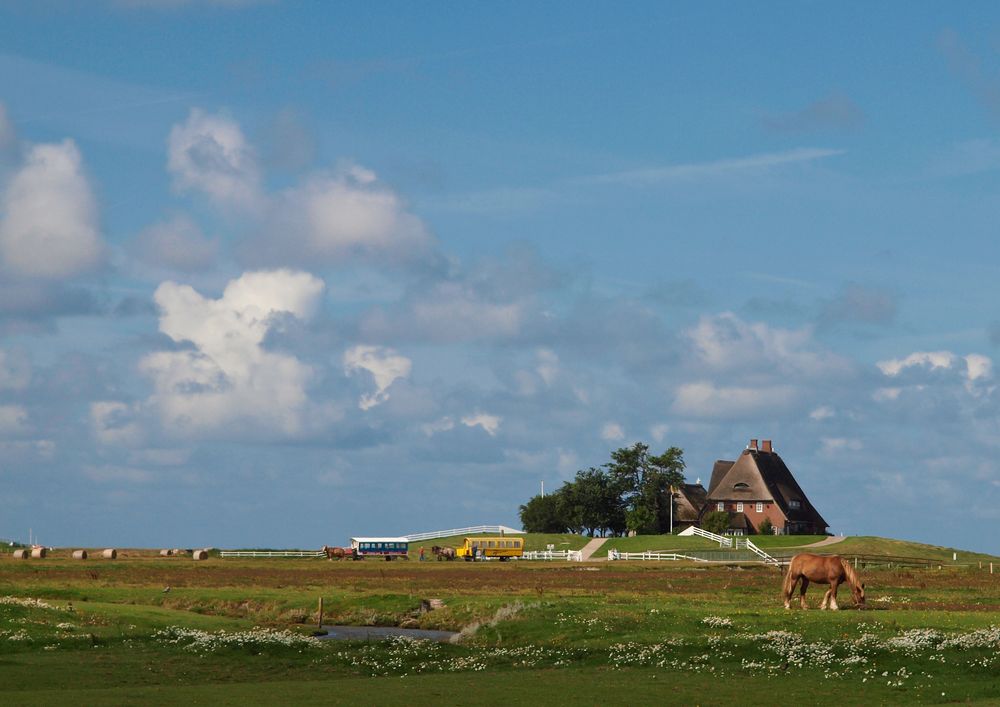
{"left": 839, "top": 556, "right": 861, "bottom": 589}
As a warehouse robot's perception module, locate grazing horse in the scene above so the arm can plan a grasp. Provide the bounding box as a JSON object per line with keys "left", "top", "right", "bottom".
{"left": 431, "top": 545, "right": 456, "bottom": 561}
{"left": 782, "top": 553, "right": 865, "bottom": 610}
{"left": 321, "top": 545, "right": 348, "bottom": 560}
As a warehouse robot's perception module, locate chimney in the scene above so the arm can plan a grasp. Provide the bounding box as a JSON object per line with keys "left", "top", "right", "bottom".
{"left": 761, "top": 439, "right": 773, "bottom": 453}
{"left": 749, "top": 438, "right": 758, "bottom": 451}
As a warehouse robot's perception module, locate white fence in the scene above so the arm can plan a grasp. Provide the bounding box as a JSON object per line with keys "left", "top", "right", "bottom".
{"left": 219, "top": 550, "right": 326, "bottom": 558}
{"left": 607, "top": 550, "right": 708, "bottom": 562}
{"left": 404, "top": 525, "right": 524, "bottom": 542}
{"left": 521, "top": 550, "right": 583, "bottom": 562}
{"left": 677, "top": 526, "right": 732, "bottom": 547}
{"left": 744, "top": 539, "right": 779, "bottom": 565}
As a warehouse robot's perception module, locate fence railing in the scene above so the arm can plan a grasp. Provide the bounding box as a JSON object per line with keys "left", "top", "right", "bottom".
{"left": 679, "top": 526, "right": 732, "bottom": 547}
{"left": 219, "top": 550, "right": 326, "bottom": 558}
{"left": 521, "top": 550, "right": 583, "bottom": 561}
{"left": 607, "top": 550, "right": 708, "bottom": 562}
{"left": 404, "top": 525, "right": 524, "bottom": 542}
{"left": 745, "top": 539, "right": 779, "bottom": 565}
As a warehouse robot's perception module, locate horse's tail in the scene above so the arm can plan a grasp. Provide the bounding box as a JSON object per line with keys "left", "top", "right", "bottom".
{"left": 781, "top": 556, "right": 798, "bottom": 598}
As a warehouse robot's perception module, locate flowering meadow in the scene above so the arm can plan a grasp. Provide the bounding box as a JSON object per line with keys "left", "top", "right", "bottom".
{"left": 1, "top": 542, "right": 1000, "bottom": 704}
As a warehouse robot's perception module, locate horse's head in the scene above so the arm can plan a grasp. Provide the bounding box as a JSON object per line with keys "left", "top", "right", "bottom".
{"left": 853, "top": 581, "right": 866, "bottom": 607}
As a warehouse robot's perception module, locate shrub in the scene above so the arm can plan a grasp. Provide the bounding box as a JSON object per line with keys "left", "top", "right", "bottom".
{"left": 757, "top": 517, "right": 774, "bottom": 536}
{"left": 701, "top": 511, "right": 730, "bottom": 536}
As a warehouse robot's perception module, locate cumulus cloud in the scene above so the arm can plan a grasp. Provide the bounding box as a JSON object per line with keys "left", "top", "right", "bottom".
{"left": 168, "top": 108, "right": 261, "bottom": 209}
{"left": 0, "top": 404, "right": 29, "bottom": 436}
{"left": 90, "top": 401, "right": 144, "bottom": 447}
{"left": 601, "top": 422, "right": 625, "bottom": 441}
{"left": 820, "top": 437, "right": 863, "bottom": 456}
{"left": 343, "top": 344, "right": 412, "bottom": 410}
{"left": 762, "top": 92, "right": 865, "bottom": 133}
{"left": 809, "top": 406, "right": 835, "bottom": 421}
{"left": 131, "top": 213, "right": 218, "bottom": 271}
{"left": 672, "top": 381, "right": 797, "bottom": 418}
{"left": 254, "top": 165, "right": 434, "bottom": 267}
{"left": 140, "top": 269, "right": 326, "bottom": 437}
{"left": 0, "top": 140, "right": 103, "bottom": 278}
{"left": 461, "top": 412, "right": 501, "bottom": 436}
{"left": 0, "top": 349, "right": 30, "bottom": 390}
{"left": 686, "top": 312, "right": 847, "bottom": 377}
{"left": 877, "top": 351, "right": 956, "bottom": 377}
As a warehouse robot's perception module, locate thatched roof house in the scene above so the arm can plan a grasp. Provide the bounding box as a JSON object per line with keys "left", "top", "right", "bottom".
{"left": 702, "top": 439, "right": 829, "bottom": 536}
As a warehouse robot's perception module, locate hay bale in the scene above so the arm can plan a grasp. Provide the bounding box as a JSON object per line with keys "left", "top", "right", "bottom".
{"left": 71, "top": 550, "right": 88, "bottom": 560}
{"left": 30, "top": 547, "right": 46, "bottom": 559}
{"left": 101, "top": 549, "right": 117, "bottom": 560}
{"left": 192, "top": 549, "right": 208, "bottom": 561}
{"left": 12, "top": 549, "right": 28, "bottom": 559}
{"left": 160, "top": 549, "right": 171, "bottom": 557}
{"left": 172, "top": 548, "right": 185, "bottom": 556}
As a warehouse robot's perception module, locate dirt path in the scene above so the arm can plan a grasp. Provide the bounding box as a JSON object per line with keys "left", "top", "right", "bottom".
{"left": 801, "top": 535, "right": 846, "bottom": 548}
{"left": 580, "top": 537, "right": 608, "bottom": 561}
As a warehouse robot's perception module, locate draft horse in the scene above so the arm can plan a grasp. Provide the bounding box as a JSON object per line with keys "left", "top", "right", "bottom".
{"left": 431, "top": 545, "right": 456, "bottom": 561}
{"left": 782, "top": 553, "right": 865, "bottom": 610}
{"left": 321, "top": 545, "right": 350, "bottom": 560}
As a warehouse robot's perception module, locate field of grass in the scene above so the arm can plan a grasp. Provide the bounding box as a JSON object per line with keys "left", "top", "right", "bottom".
{"left": 4, "top": 536, "right": 1000, "bottom": 704}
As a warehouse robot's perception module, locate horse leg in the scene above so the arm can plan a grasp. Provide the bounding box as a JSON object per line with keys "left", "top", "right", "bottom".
{"left": 829, "top": 580, "right": 840, "bottom": 611}
{"left": 799, "top": 578, "right": 810, "bottom": 609}
{"left": 820, "top": 586, "right": 831, "bottom": 610}
{"left": 784, "top": 574, "right": 798, "bottom": 609}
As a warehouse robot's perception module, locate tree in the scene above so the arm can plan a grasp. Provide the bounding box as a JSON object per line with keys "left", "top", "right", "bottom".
{"left": 519, "top": 493, "right": 566, "bottom": 533}
{"left": 606, "top": 443, "right": 686, "bottom": 534}
{"left": 701, "top": 511, "right": 730, "bottom": 536}
{"left": 757, "top": 517, "right": 774, "bottom": 536}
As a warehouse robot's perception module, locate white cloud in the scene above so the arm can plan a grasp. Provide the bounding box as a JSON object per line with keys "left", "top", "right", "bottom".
{"left": 650, "top": 423, "right": 669, "bottom": 443}
{"left": 90, "top": 401, "right": 144, "bottom": 447}
{"left": 421, "top": 417, "right": 455, "bottom": 436}
{"left": 965, "top": 354, "right": 992, "bottom": 382}
{"left": 140, "top": 269, "right": 326, "bottom": 437}
{"left": 462, "top": 412, "right": 501, "bottom": 436}
{"left": 536, "top": 348, "right": 559, "bottom": 386}
{"left": 672, "top": 381, "right": 797, "bottom": 418}
{"left": 820, "top": 437, "right": 863, "bottom": 456}
{"left": 872, "top": 387, "right": 902, "bottom": 402}
{"left": 0, "top": 405, "right": 29, "bottom": 436}
{"left": 809, "top": 406, "right": 835, "bottom": 421}
{"left": 132, "top": 213, "right": 218, "bottom": 271}
{"left": 343, "top": 345, "right": 412, "bottom": 410}
{"left": 167, "top": 109, "right": 260, "bottom": 209}
{"left": 0, "top": 350, "right": 30, "bottom": 390}
{"left": 0, "top": 139, "right": 103, "bottom": 278}
{"left": 686, "top": 312, "right": 846, "bottom": 377}
{"left": 877, "top": 351, "right": 955, "bottom": 377}
{"left": 261, "top": 166, "right": 433, "bottom": 265}
{"left": 601, "top": 422, "right": 625, "bottom": 441}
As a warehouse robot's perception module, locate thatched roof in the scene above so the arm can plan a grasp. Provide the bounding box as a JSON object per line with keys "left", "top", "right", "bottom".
{"left": 706, "top": 448, "right": 828, "bottom": 530}
{"left": 708, "top": 460, "right": 736, "bottom": 496}
{"left": 674, "top": 483, "right": 707, "bottom": 522}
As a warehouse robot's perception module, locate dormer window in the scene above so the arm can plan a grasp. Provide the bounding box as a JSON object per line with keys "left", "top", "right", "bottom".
{"left": 733, "top": 482, "right": 750, "bottom": 490}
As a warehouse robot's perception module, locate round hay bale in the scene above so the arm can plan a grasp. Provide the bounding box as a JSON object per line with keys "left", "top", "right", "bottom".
{"left": 71, "top": 550, "right": 88, "bottom": 560}
{"left": 12, "top": 549, "right": 28, "bottom": 559}
{"left": 159, "top": 549, "right": 171, "bottom": 557}
{"left": 101, "top": 548, "right": 117, "bottom": 560}
{"left": 192, "top": 549, "right": 208, "bottom": 561}
{"left": 30, "top": 547, "right": 46, "bottom": 559}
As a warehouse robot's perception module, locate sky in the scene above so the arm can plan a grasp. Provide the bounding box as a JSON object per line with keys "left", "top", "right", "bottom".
{"left": 2, "top": 2, "right": 1000, "bottom": 552}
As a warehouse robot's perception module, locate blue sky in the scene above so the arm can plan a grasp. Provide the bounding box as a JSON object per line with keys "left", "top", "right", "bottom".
{"left": 2, "top": 1, "right": 1000, "bottom": 551}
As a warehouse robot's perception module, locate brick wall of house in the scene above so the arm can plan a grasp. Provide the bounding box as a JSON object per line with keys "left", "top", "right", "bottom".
{"left": 711, "top": 499, "right": 786, "bottom": 534}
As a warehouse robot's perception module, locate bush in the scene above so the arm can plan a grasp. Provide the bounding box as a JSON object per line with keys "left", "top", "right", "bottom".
{"left": 701, "top": 511, "right": 730, "bottom": 535}
{"left": 757, "top": 518, "right": 773, "bottom": 536}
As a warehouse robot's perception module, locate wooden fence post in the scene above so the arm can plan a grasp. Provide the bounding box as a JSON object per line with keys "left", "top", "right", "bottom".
{"left": 317, "top": 596, "right": 324, "bottom": 628}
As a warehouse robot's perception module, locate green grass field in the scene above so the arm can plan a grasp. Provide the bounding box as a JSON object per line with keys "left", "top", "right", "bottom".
{"left": 3, "top": 534, "right": 1000, "bottom": 705}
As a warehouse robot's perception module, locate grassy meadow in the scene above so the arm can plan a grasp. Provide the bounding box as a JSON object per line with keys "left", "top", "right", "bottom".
{"left": 2, "top": 535, "right": 1000, "bottom": 705}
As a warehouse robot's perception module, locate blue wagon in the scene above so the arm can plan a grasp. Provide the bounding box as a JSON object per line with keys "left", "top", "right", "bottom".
{"left": 350, "top": 537, "right": 410, "bottom": 561}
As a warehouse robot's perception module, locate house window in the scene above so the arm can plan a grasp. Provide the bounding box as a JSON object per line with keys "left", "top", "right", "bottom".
{"left": 717, "top": 502, "right": 724, "bottom": 512}
{"left": 733, "top": 482, "right": 749, "bottom": 490}
{"left": 736, "top": 502, "right": 744, "bottom": 512}
{"left": 789, "top": 500, "right": 801, "bottom": 509}
{"left": 756, "top": 502, "right": 763, "bottom": 513}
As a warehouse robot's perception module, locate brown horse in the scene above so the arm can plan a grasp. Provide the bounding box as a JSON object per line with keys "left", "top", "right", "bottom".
{"left": 782, "top": 553, "right": 865, "bottom": 610}
{"left": 321, "top": 545, "right": 349, "bottom": 560}
{"left": 431, "top": 545, "right": 456, "bottom": 561}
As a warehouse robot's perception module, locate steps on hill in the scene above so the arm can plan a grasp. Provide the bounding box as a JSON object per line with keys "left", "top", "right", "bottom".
{"left": 580, "top": 537, "right": 608, "bottom": 561}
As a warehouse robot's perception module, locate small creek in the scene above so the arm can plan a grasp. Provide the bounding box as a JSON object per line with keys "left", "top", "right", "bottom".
{"left": 316, "top": 625, "right": 458, "bottom": 642}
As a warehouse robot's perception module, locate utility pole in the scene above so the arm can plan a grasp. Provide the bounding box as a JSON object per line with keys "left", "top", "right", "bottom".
{"left": 668, "top": 486, "right": 674, "bottom": 535}
{"left": 541, "top": 480, "right": 545, "bottom": 497}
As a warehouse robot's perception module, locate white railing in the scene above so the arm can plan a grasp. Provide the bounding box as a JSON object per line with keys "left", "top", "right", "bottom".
{"left": 681, "top": 526, "right": 732, "bottom": 547}
{"left": 219, "top": 550, "right": 326, "bottom": 558}
{"left": 745, "top": 540, "right": 779, "bottom": 565}
{"left": 404, "top": 525, "right": 524, "bottom": 542}
{"left": 607, "top": 550, "right": 708, "bottom": 562}
{"left": 521, "top": 550, "right": 583, "bottom": 561}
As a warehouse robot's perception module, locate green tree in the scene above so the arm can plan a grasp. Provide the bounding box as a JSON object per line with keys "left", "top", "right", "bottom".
{"left": 606, "top": 443, "right": 686, "bottom": 534}
{"left": 701, "top": 511, "right": 730, "bottom": 536}
{"left": 757, "top": 517, "right": 774, "bottom": 536}
{"left": 519, "top": 493, "right": 566, "bottom": 533}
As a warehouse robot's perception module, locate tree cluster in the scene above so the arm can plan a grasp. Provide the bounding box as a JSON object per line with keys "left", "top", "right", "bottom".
{"left": 519, "top": 443, "right": 687, "bottom": 537}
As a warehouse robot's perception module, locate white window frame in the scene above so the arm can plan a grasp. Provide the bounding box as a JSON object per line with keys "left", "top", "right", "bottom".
{"left": 716, "top": 502, "right": 724, "bottom": 512}
{"left": 756, "top": 502, "right": 763, "bottom": 513}
{"left": 736, "top": 502, "right": 744, "bottom": 512}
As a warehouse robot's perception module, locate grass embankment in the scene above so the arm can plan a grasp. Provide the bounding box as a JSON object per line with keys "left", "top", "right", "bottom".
{"left": 5, "top": 542, "right": 1000, "bottom": 704}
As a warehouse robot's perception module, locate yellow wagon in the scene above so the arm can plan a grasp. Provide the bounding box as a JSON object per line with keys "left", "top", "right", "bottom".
{"left": 455, "top": 536, "right": 524, "bottom": 561}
